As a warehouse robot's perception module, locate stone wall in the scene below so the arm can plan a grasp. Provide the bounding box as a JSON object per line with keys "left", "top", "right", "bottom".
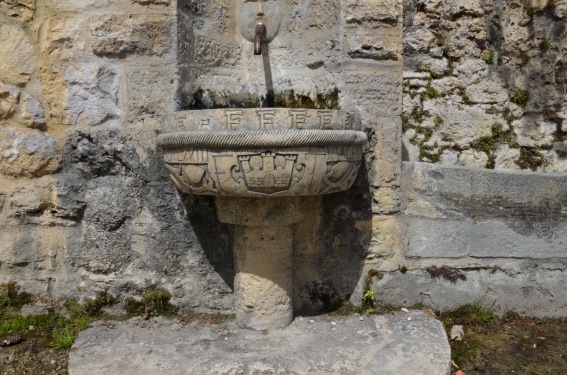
{"left": 380, "top": 0, "right": 567, "bottom": 316}
{"left": 402, "top": 0, "right": 567, "bottom": 172}
{"left": 0, "top": 0, "right": 236, "bottom": 314}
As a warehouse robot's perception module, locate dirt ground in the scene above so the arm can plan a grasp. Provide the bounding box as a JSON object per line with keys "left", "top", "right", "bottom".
{"left": 446, "top": 313, "right": 567, "bottom": 375}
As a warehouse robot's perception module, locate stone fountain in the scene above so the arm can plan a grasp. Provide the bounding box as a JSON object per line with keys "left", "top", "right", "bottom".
{"left": 158, "top": 110, "right": 366, "bottom": 331}
{"left": 156, "top": 0, "right": 368, "bottom": 331}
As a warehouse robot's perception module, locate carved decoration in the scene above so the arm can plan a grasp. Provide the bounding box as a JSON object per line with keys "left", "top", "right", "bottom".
{"left": 159, "top": 109, "right": 367, "bottom": 197}
{"left": 0, "top": 193, "right": 5, "bottom": 213}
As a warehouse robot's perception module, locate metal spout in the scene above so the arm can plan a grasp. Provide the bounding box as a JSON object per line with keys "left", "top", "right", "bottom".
{"left": 254, "top": 22, "right": 266, "bottom": 55}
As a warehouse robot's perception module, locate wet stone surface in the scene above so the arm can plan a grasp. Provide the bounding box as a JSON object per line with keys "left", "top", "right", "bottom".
{"left": 68, "top": 311, "right": 451, "bottom": 375}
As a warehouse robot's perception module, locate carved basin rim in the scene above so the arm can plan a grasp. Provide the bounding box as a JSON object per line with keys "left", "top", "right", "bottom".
{"left": 157, "top": 129, "right": 368, "bottom": 150}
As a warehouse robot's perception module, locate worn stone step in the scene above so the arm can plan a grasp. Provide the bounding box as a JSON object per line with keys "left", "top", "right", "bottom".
{"left": 68, "top": 311, "right": 451, "bottom": 375}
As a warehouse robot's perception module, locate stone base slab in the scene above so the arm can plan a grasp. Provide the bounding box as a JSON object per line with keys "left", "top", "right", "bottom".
{"left": 68, "top": 312, "right": 451, "bottom": 375}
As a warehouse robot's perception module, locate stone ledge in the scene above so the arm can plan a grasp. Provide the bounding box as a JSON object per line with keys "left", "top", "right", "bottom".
{"left": 68, "top": 312, "right": 451, "bottom": 375}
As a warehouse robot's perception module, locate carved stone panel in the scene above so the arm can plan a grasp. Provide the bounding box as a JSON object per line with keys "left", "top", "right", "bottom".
{"left": 158, "top": 109, "right": 367, "bottom": 197}
{"left": 162, "top": 145, "right": 364, "bottom": 197}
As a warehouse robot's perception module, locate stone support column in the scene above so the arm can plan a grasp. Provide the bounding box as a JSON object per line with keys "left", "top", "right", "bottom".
{"left": 216, "top": 197, "right": 305, "bottom": 330}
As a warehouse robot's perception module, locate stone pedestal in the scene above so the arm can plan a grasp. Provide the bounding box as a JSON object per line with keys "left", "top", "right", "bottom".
{"left": 216, "top": 197, "right": 305, "bottom": 330}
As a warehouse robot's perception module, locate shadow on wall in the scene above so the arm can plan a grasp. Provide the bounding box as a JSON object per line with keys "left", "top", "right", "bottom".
{"left": 186, "top": 196, "right": 235, "bottom": 289}
{"left": 294, "top": 162, "right": 372, "bottom": 315}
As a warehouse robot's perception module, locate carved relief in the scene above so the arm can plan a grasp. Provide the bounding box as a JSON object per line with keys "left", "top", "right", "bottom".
{"left": 0, "top": 192, "right": 5, "bottom": 213}
{"left": 238, "top": 152, "right": 300, "bottom": 194}
{"left": 320, "top": 161, "right": 361, "bottom": 194}
{"left": 161, "top": 109, "right": 362, "bottom": 133}
{"left": 165, "top": 164, "right": 218, "bottom": 195}
{"left": 158, "top": 110, "right": 367, "bottom": 197}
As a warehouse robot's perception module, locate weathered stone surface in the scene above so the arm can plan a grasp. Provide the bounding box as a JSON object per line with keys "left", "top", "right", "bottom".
{"left": 89, "top": 14, "right": 173, "bottom": 57}
{"left": 68, "top": 313, "right": 451, "bottom": 375}
{"left": 0, "top": 81, "right": 20, "bottom": 120}
{"left": 0, "top": 21, "right": 36, "bottom": 85}
{"left": 0, "top": 0, "right": 35, "bottom": 22}
{"left": 422, "top": 100, "right": 501, "bottom": 146}
{"left": 19, "top": 91, "right": 46, "bottom": 128}
{"left": 376, "top": 264, "right": 567, "bottom": 317}
{"left": 513, "top": 115, "right": 557, "bottom": 147}
{"left": 343, "top": 0, "right": 402, "bottom": 25}
{"left": 403, "top": 162, "right": 567, "bottom": 259}
{"left": 42, "top": 61, "right": 122, "bottom": 126}
{"left": 124, "top": 63, "right": 173, "bottom": 120}
{"left": 0, "top": 128, "right": 60, "bottom": 177}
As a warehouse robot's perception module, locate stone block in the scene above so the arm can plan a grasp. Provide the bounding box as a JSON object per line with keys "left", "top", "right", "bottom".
{"left": 0, "top": 81, "right": 20, "bottom": 120}
{"left": 367, "top": 215, "right": 401, "bottom": 259}
{"left": 343, "top": 0, "right": 402, "bottom": 25}
{"left": 0, "top": 128, "right": 60, "bottom": 178}
{"left": 89, "top": 14, "right": 173, "bottom": 57}
{"left": 422, "top": 99, "right": 503, "bottom": 146}
{"left": 0, "top": 0, "right": 35, "bottom": 22}
{"left": 126, "top": 63, "right": 175, "bottom": 119}
{"left": 42, "top": 61, "right": 123, "bottom": 127}
{"left": 0, "top": 22, "right": 36, "bottom": 85}
{"left": 344, "top": 67, "right": 402, "bottom": 118}
{"left": 513, "top": 115, "right": 557, "bottom": 147}
{"left": 402, "top": 162, "right": 567, "bottom": 259}
{"left": 346, "top": 27, "right": 401, "bottom": 62}
{"left": 19, "top": 91, "right": 46, "bottom": 128}
{"left": 375, "top": 265, "right": 567, "bottom": 317}
{"left": 39, "top": 15, "right": 86, "bottom": 61}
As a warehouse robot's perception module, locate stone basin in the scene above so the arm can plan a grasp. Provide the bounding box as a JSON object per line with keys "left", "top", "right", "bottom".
{"left": 157, "top": 109, "right": 368, "bottom": 330}
{"left": 157, "top": 108, "right": 367, "bottom": 197}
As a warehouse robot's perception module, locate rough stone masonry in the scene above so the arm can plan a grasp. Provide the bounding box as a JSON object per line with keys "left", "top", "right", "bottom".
{"left": 0, "top": 0, "right": 565, "bottom": 317}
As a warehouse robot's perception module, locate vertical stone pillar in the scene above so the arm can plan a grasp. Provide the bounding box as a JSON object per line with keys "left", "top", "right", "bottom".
{"left": 216, "top": 197, "right": 305, "bottom": 330}
{"left": 233, "top": 224, "right": 293, "bottom": 330}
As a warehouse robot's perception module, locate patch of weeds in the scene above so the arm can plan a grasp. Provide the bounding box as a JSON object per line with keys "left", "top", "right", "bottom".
{"left": 402, "top": 116, "right": 411, "bottom": 132}
{"left": 0, "top": 281, "right": 33, "bottom": 311}
{"left": 458, "top": 87, "right": 472, "bottom": 104}
{"left": 440, "top": 297, "right": 497, "bottom": 328}
{"left": 274, "top": 88, "right": 340, "bottom": 109}
{"left": 332, "top": 301, "right": 363, "bottom": 316}
{"left": 540, "top": 38, "right": 552, "bottom": 52}
{"left": 419, "top": 144, "right": 442, "bottom": 163}
{"left": 417, "top": 65, "right": 439, "bottom": 79}
{"left": 482, "top": 50, "right": 494, "bottom": 64}
{"left": 411, "top": 108, "right": 425, "bottom": 123}
{"left": 124, "top": 288, "right": 179, "bottom": 318}
{"left": 52, "top": 327, "right": 74, "bottom": 349}
{"left": 399, "top": 265, "right": 408, "bottom": 274}
{"left": 141, "top": 287, "right": 179, "bottom": 317}
{"left": 421, "top": 84, "right": 442, "bottom": 101}
{"left": 522, "top": 1, "right": 536, "bottom": 18}
{"left": 511, "top": 89, "right": 530, "bottom": 107}
{"left": 361, "top": 269, "right": 380, "bottom": 314}
{"left": 64, "top": 291, "right": 117, "bottom": 319}
{"left": 427, "top": 266, "right": 466, "bottom": 283}
{"left": 553, "top": 123, "right": 567, "bottom": 142}
{"left": 516, "top": 147, "right": 544, "bottom": 171}
{"left": 469, "top": 124, "right": 516, "bottom": 168}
